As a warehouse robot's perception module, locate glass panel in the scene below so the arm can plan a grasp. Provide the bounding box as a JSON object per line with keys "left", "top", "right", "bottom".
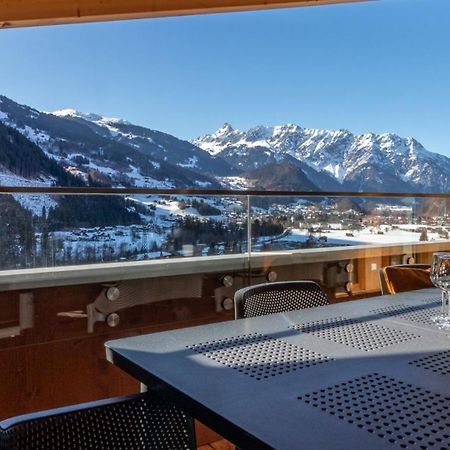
{"left": 250, "top": 194, "right": 450, "bottom": 299}
{"left": 250, "top": 194, "right": 450, "bottom": 253}
{"left": 0, "top": 192, "right": 250, "bottom": 270}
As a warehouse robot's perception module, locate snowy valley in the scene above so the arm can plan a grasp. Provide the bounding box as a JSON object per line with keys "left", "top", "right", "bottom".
{"left": 0, "top": 95, "right": 448, "bottom": 270}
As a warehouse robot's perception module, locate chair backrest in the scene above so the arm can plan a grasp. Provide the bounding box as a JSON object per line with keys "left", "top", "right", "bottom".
{"left": 0, "top": 393, "right": 195, "bottom": 450}
{"left": 234, "top": 281, "right": 329, "bottom": 319}
{"left": 379, "top": 266, "right": 390, "bottom": 295}
{"left": 379, "top": 264, "right": 432, "bottom": 295}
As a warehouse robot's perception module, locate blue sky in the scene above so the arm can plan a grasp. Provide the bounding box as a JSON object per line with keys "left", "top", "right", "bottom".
{"left": 1, "top": 0, "right": 449, "bottom": 156}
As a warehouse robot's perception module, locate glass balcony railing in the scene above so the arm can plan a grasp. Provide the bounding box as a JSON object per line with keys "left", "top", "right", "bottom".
{"left": 0, "top": 187, "right": 448, "bottom": 271}
{"left": 0, "top": 186, "right": 448, "bottom": 297}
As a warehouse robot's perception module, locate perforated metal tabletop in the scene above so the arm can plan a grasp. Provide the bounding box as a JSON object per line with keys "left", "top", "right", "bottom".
{"left": 106, "top": 288, "right": 450, "bottom": 450}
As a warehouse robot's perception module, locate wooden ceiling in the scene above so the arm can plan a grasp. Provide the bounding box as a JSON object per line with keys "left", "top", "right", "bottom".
{"left": 0, "top": 0, "right": 370, "bottom": 28}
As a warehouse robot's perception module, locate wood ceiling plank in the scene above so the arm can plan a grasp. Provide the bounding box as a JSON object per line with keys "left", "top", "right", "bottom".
{"left": 0, "top": 0, "right": 371, "bottom": 28}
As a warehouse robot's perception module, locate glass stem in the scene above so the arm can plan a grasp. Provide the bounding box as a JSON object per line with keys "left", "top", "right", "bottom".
{"left": 442, "top": 290, "right": 450, "bottom": 317}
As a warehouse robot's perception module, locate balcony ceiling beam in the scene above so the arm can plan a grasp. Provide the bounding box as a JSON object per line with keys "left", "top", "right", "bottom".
{"left": 0, "top": 0, "right": 371, "bottom": 28}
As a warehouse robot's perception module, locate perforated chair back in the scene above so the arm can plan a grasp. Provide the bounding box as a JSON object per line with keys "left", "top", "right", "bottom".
{"left": 234, "top": 281, "right": 330, "bottom": 319}
{"left": 379, "top": 264, "right": 432, "bottom": 295}
{"left": 0, "top": 393, "right": 195, "bottom": 450}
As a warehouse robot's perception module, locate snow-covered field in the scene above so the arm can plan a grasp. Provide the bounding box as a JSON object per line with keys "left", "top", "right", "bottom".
{"left": 278, "top": 226, "right": 447, "bottom": 246}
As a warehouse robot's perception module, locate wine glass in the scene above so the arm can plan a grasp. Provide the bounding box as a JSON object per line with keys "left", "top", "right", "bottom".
{"left": 431, "top": 253, "right": 450, "bottom": 329}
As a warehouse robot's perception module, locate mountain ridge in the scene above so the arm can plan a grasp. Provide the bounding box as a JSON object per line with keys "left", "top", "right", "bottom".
{"left": 0, "top": 94, "right": 449, "bottom": 194}
{"left": 0, "top": 95, "right": 230, "bottom": 190}
{"left": 193, "top": 123, "right": 450, "bottom": 193}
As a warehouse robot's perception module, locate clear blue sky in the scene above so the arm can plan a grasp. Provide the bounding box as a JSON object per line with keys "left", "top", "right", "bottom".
{"left": 0, "top": 0, "right": 449, "bottom": 156}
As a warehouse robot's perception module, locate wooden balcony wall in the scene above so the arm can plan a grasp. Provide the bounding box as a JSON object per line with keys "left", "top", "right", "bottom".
{"left": 0, "top": 276, "right": 235, "bottom": 445}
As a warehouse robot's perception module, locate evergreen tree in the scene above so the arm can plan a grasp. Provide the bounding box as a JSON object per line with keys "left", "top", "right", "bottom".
{"left": 0, "top": 196, "right": 35, "bottom": 269}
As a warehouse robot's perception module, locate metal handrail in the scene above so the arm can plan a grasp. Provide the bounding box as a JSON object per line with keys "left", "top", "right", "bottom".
{"left": 0, "top": 186, "right": 449, "bottom": 198}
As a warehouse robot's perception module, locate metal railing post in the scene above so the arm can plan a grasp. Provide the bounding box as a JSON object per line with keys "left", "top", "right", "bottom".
{"left": 247, "top": 195, "right": 251, "bottom": 258}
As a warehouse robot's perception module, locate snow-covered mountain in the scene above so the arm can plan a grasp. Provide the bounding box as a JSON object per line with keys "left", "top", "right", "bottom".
{"left": 193, "top": 123, "right": 450, "bottom": 193}
{"left": 0, "top": 95, "right": 234, "bottom": 191}
{"left": 51, "top": 108, "right": 237, "bottom": 178}
{"left": 1, "top": 93, "right": 449, "bottom": 194}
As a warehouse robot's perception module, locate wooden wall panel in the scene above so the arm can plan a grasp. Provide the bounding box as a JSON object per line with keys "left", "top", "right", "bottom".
{"left": 0, "top": 0, "right": 371, "bottom": 28}
{"left": 0, "top": 281, "right": 233, "bottom": 445}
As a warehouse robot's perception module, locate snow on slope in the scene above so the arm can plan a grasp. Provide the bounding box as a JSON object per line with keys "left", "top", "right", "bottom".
{"left": 0, "top": 169, "right": 57, "bottom": 215}
{"left": 52, "top": 108, "right": 131, "bottom": 127}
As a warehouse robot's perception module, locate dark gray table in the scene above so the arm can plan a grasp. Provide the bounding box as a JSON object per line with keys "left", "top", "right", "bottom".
{"left": 106, "top": 288, "right": 450, "bottom": 450}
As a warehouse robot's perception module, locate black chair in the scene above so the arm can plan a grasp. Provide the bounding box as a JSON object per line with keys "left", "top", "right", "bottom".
{"left": 234, "top": 281, "right": 330, "bottom": 319}
{"left": 379, "top": 264, "right": 432, "bottom": 295}
{"left": 0, "top": 393, "right": 196, "bottom": 450}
